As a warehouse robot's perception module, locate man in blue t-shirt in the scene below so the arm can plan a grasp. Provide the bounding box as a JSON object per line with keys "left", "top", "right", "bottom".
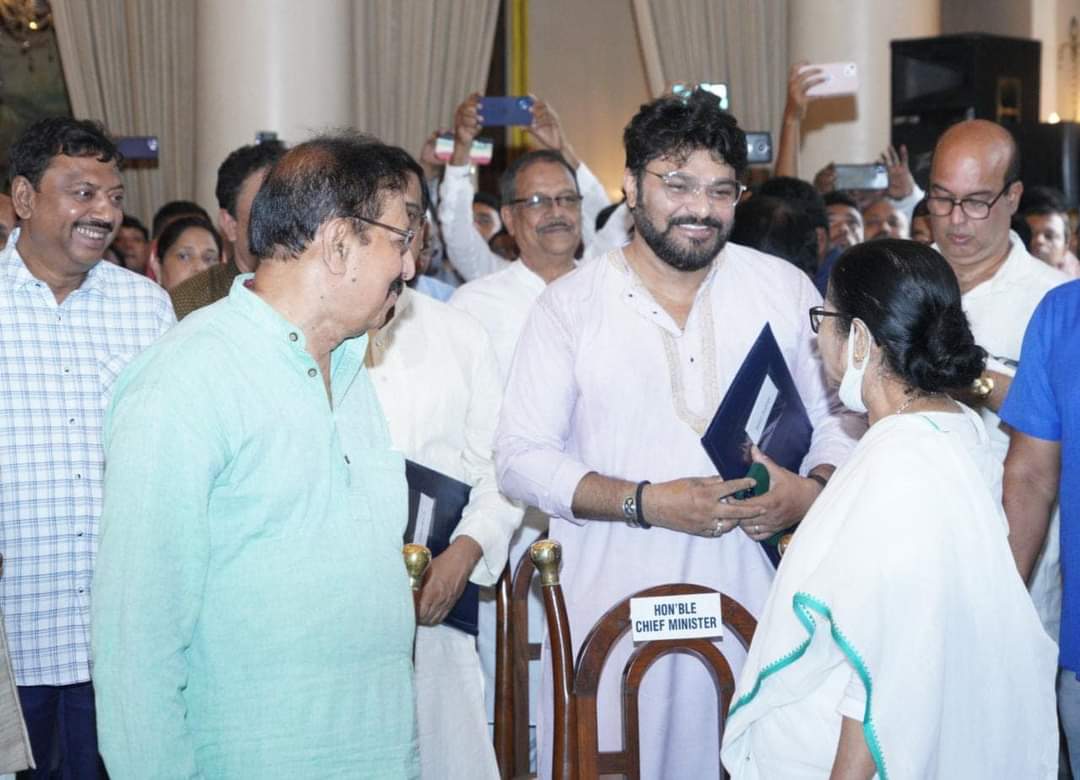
{"left": 1001, "top": 279, "right": 1080, "bottom": 770}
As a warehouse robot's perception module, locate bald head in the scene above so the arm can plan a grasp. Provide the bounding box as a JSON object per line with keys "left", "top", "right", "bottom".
{"left": 932, "top": 120, "right": 1019, "bottom": 187}
{"left": 0, "top": 194, "right": 16, "bottom": 247}
{"left": 928, "top": 119, "right": 1023, "bottom": 290}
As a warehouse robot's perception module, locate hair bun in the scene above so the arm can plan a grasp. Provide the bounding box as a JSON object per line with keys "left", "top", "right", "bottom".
{"left": 904, "top": 305, "right": 987, "bottom": 392}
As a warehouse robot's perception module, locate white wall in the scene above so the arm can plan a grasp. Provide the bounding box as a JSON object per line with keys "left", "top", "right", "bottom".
{"left": 528, "top": 0, "right": 650, "bottom": 199}
{"left": 789, "top": 0, "right": 941, "bottom": 180}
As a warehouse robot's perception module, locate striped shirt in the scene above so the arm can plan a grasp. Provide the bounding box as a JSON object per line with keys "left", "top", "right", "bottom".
{"left": 0, "top": 229, "right": 174, "bottom": 685}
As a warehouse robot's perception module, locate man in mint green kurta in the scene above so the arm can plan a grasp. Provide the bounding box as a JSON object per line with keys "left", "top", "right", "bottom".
{"left": 91, "top": 137, "right": 421, "bottom": 778}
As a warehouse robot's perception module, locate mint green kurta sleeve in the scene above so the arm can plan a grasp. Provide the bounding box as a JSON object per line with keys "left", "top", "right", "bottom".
{"left": 92, "top": 280, "right": 418, "bottom": 779}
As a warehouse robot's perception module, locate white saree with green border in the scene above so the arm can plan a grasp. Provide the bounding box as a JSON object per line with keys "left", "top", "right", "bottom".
{"left": 721, "top": 407, "right": 1057, "bottom": 779}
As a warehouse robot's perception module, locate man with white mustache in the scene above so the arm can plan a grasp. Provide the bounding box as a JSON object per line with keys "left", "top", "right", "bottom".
{"left": 448, "top": 147, "right": 585, "bottom": 763}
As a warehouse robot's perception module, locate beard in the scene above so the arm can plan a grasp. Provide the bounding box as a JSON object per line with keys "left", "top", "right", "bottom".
{"left": 631, "top": 204, "right": 731, "bottom": 272}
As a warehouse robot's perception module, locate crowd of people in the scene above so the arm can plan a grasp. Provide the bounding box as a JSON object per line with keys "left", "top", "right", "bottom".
{"left": 0, "top": 60, "right": 1077, "bottom": 780}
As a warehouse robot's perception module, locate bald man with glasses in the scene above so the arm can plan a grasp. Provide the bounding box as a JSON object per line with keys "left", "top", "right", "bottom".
{"left": 928, "top": 119, "right": 1069, "bottom": 687}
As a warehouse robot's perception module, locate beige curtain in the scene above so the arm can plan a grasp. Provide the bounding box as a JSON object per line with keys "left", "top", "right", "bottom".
{"left": 632, "top": 0, "right": 788, "bottom": 136}
{"left": 353, "top": 0, "right": 501, "bottom": 156}
{"left": 51, "top": 0, "right": 196, "bottom": 226}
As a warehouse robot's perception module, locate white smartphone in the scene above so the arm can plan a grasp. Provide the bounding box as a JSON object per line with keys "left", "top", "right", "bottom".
{"left": 801, "top": 62, "right": 858, "bottom": 97}
{"left": 834, "top": 163, "right": 887, "bottom": 191}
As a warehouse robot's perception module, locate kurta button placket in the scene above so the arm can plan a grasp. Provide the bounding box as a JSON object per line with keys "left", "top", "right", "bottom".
{"left": 307, "top": 368, "right": 317, "bottom": 377}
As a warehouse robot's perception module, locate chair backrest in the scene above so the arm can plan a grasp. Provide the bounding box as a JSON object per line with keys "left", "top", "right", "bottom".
{"left": 531, "top": 541, "right": 757, "bottom": 780}
{"left": 493, "top": 532, "right": 547, "bottom": 779}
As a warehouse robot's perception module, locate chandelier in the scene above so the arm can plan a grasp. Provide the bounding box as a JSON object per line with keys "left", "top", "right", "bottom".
{"left": 0, "top": 0, "right": 52, "bottom": 46}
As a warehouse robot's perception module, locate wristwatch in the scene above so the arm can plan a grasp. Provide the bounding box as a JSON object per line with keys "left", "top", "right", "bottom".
{"left": 623, "top": 492, "right": 640, "bottom": 527}
{"left": 971, "top": 374, "right": 995, "bottom": 401}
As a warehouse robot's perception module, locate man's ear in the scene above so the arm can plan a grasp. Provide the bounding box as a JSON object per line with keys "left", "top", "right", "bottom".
{"left": 218, "top": 208, "right": 239, "bottom": 244}
{"left": 500, "top": 205, "right": 516, "bottom": 238}
{"left": 11, "top": 176, "right": 35, "bottom": 221}
{"left": 623, "top": 169, "right": 638, "bottom": 211}
{"left": 1006, "top": 180, "right": 1024, "bottom": 216}
{"left": 320, "top": 218, "right": 353, "bottom": 275}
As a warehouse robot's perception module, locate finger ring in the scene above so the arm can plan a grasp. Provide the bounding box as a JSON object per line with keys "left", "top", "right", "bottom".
{"left": 713, "top": 518, "right": 723, "bottom": 536}
{"left": 754, "top": 524, "right": 761, "bottom": 534}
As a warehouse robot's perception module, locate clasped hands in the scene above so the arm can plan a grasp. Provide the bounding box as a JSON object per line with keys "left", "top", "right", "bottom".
{"left": 639, "top": 448, "right": 822, "bottom": 542}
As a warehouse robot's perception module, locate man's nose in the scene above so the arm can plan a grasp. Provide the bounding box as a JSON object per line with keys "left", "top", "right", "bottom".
{"left": 400, "top": 248, "right": 416, "bottom": 281}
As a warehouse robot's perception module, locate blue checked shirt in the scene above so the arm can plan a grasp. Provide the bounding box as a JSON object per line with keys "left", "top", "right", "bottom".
{"left": 0, "top": 229, "right": 174, "bottom": 685}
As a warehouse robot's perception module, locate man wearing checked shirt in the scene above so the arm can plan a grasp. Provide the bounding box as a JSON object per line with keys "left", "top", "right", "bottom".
{"left": 0, "top": 117, "right": 174, "bottom": 777}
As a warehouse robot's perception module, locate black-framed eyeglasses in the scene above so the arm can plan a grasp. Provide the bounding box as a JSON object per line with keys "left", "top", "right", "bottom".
{"left": 507, "top": 193, "right": 583, "bottom": 211}
{"left": 809, "top": 306, "right": 845, "bottom": 333}
{"left": 924, "top": 181, "right": 1016, "bottom": 220}
{"left": 355, "top": 216, "right": 416, "bottom": 255}
{"left": 645, "top": 169, "right": 745, "bottom": 206}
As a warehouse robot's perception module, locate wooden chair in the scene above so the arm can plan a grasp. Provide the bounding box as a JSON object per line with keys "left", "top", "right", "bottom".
{"left": 493, "top": 532, "right": 547, "bottom": 779}
{"left": 530, "top": 539, "right": 757, "bottom": 780}
{"left": 402, "top": 544, "right": 431, "bottom": 658}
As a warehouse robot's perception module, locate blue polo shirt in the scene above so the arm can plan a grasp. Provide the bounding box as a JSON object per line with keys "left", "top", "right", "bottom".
{"left": 1001, "top": 280, "right": 1080, "bottom": 670}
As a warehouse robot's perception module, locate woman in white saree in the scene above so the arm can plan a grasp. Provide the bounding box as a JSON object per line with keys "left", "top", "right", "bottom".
{"left": 721, "top": 239, "right": 1058, "bottom": 779}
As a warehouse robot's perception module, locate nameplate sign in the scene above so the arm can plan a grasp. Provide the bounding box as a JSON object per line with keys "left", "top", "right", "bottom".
{"left": 629, "top": 593, "right": 723, "bottom": 642}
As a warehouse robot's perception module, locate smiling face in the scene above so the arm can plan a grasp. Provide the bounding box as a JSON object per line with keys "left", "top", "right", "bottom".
{"left": 862, "top": 199, "right": 909, "bottom": 241}
{"left": 624, "top": 147, "right": 735, "bottom": 272}
{"left": 500, "top": 160, "right": 582, "bottom": 264}
{"left": 12, "top": 153, "right": 124, "bottom": 276}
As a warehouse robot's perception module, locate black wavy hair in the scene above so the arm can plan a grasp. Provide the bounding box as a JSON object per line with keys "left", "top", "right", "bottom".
{"left": 9, "top": 117, "right": 120, "bottom": 188}
{"left": 828, "top": 239, "right": 986, "bottom": 392}
{"left": 759, "top": 176, "right": 827, "bottom": 231}
{"left": 623, "top": 90, "right": 747, "bottom": 181}
{"left": 731, "top": 196, "right": 818, "bottom": 276}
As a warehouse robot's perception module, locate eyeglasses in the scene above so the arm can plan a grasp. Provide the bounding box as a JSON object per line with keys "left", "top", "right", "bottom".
{"left": 645, "top": 170, "right": 745, "bottom": 206}
{"left": 507, "top": 193, "right": 583, "bottom": 211}
{"left": 808, "top": 306, "right": 845, "bottom": 333}
{"left": 924, "top": 181, "right": 1015, "bottom": 220}
{"left": 355, "top": 216, "right": 416, "bottom": 255}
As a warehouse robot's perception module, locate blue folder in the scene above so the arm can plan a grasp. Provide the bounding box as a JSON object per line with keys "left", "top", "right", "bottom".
{"left": 701, "top": 324, "right": 813, "bottom": 564}
{"left": 404, "top": 460, "right": 479, "bottom": 636}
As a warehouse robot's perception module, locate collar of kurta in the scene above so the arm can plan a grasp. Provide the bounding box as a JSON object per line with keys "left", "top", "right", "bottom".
{"left": 229, "top": 273, "right": 368, "bottom": 394}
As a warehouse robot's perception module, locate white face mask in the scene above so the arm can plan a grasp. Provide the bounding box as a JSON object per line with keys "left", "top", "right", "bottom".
{"left": 838, "top": 321, "right": 869, "bottom": 413}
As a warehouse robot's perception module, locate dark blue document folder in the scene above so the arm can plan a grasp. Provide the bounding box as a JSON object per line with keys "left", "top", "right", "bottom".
{"left": 404, "top": 460, "right": 479, "bottom": 636}
{"left": 701, "top": 324, "right": 813, "bottom": 487}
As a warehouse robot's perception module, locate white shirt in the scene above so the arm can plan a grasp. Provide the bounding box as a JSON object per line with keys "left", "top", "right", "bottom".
{"left": 0, "top": 229, "right": 174, "bottom": 685}
{"left": 438, "top": 161, "right": 611, "bottom": 282}
{"left": 960, "top": 231, "right": 1069, "bottom": 459}
{"left": 367, "top": 287, "right": 523, "bottom": 584}
{"left": 494, "top": 244, "right": 858, "bottom": 778}
{"left": 449, "top": 260, "right": 547, "bottom": 384}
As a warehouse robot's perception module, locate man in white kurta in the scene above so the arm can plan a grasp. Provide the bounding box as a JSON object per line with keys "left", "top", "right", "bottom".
{"left": 927, "top": 120, "right": 1069, "bottom": 641}
{"left": 494, "top": 91, "right": 857, "bottom": 779}
{"left": 448, "top": 149, "right": 585, "bottom": 765}
{"left": 367, "top": 286, "right": 523, "bottom": 779}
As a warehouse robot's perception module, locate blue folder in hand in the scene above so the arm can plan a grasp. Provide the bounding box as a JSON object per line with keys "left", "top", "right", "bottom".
{"left": 701, "top": 324, "right": 813, "bottom": 563}
{"left": 404, "top": 460, "right": 479, "bottom": 636}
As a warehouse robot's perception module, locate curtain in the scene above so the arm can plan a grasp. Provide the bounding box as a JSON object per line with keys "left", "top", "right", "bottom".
{"left": 353, "top": 0, "right": 501, "bottom": 156}
{"left": 632, "top": 0, "right": 788, "bottom": 137}
{"left": 51, "top": 0, "right": 196, "bottom": 227}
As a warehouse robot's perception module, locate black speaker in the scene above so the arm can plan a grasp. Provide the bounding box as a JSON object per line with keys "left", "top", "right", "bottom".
{"left": 891, "top": 34, "right": 1041, "bottom": 187}
{"left": 1012, "top": 122, "right": 1080, "bottom": 208}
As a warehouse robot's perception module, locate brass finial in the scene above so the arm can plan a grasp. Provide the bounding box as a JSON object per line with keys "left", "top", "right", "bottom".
{"left": 403, "top": 544, "right": 431, "bottom": 591}
{"left": 778, "top": 534, "right": 794, "bottom": 557}
{"left": 530, "top": 539, "right": 562, "bottom": 587}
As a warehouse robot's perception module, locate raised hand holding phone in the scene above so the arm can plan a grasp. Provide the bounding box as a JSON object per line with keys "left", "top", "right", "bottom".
{"left": 451, "top": 93, "right": 483, "bottom": 167}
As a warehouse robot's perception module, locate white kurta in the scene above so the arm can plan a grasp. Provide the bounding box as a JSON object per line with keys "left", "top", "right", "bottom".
{"left": 495, "top": 245, "right": 858, "bottom": 779}
{"left": 450, "top": 262, "right": 549, "bottom": 744}
{"left": 722, "top": 408, "right": 1058, "bottom": 779}
{"left": 367, "top": 288, "right": 524, "bottom": 780}
{"left": 958, "top": 232, "right": 1069, "bottom": 640}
